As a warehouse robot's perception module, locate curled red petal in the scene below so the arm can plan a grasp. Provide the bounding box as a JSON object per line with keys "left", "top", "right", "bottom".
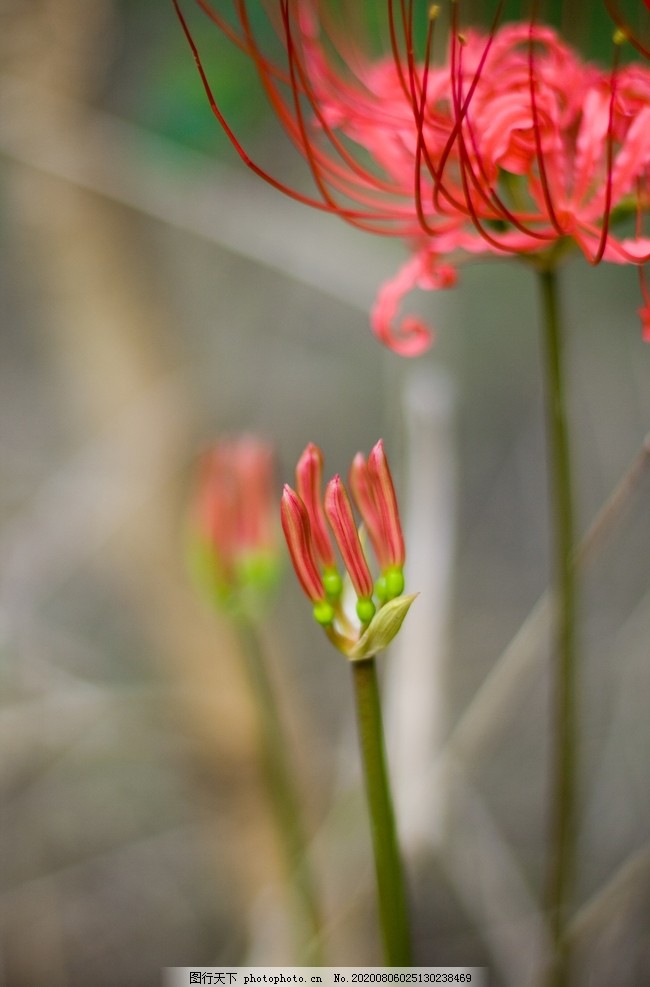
{"left": 370, "top": 250, "right": 458, "bottom": 357}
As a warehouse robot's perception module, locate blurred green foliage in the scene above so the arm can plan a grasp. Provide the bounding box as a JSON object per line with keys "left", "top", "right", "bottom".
{"left": 110, "top": 0, "right": 279, "bottom": 154}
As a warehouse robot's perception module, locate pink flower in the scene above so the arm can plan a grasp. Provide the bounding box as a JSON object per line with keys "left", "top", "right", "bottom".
{"left": 174, "top": 2, "right": 650, "bottom": 352}
{"left": 190, "top": 435, "right": 281, "bottom": 608}
{"left": 281, "top": 441, "right": 413, "bottom": 655}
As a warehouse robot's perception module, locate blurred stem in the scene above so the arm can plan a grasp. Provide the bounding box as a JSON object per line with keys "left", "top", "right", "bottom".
{"left": 538, "top": 267, "right": 578, "bottom": 987}
{"left": 351, "top": 657, "right": 412, "bottom": 966}
{"left": 234, "top": 617, "right": 324, "bottom": 964}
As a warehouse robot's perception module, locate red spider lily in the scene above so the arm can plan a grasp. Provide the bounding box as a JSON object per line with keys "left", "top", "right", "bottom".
{"left": 174, "top": 1, "right": 650, "bottom": 352}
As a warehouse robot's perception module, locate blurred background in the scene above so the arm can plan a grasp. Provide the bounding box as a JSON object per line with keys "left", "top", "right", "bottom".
{"left": 1, "top": 1, "right": 649, "bottom": 984}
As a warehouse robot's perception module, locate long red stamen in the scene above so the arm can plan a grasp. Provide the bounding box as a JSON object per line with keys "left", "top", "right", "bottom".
{"left": 387, "top": 0, "right": 416, "bottom": 103}
{"left": 282, "top": 4, "right": 407, "bottom": 203}
{"left": 589, "top": 38, "right": 620, "bottom": 265}
{"left": 431, "top": 2, "right": 506, "bottom": 223}
{"left": 413, "top": 6, "right": 442, "bottom": 235}
{"left": 273, "top": 7, "right": 436, "bottom": 235}
{"left": 604, "top": 0, "right": 650, "bottom": 60}
{"left": 175, "top": 0, "right": 421, "bottom": 233}
{"left": 281, "top": 0, "right": 340, "bottom": 209}
{"left": 284, "top": 3, "right": 448, "bottom": 227}
{"left": 446, "top": 6, "right": 557, "bottom": 250}
{"left": 196, "top": 0, "right": 288, "bottom": 84}
{"left": 172, "top": 0, "right": 334, "bottom": 210}
{"left": 449, "top": 16, "right": 558, "bottom": 243}
{"left": 449, "top": 26, "right": 524, "bottom": 253}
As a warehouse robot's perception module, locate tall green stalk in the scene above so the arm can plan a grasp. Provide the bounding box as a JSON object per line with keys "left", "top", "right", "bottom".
{"left": 351, "top": 656, "right": 412, "bottom": 966}
{"left": 235, "top": 617, "right": 324, "bottom": 965}
{"left": 538, "top": 267, "right": 579, "bottom": 987}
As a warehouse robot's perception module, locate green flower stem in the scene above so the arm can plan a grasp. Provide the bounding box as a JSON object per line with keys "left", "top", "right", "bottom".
{"left": 538, "top": 267, "right": 578, "bottom": 987}
{"left": 351, "top": 656, "right": 412, "bottom": 966}
{"left": 235, "top": 618, "right": 324, "bottom": 965}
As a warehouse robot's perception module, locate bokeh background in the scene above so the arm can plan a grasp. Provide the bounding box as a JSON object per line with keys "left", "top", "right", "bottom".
{"left": 1, "top": 1, "right": 649, "bottom": 985}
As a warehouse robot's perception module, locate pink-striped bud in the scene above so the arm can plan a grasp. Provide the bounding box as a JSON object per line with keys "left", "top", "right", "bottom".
{"left": 349, "top": 452, "right": 390, "bottom": 570}
{"left": 296, "top": 443, "right": 337, "bottom": 569}
{"left": 324, "top": 475, "right": 374, "bottom": 602}
{"left": 280, "top": 484, "right": 326, "bottom": 603}
{"left": 367, "top": 439, "right": 405, "bottom": 569}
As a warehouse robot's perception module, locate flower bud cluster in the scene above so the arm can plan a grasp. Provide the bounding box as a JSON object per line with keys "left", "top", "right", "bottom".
{"left": 281, "top": 440, "right": 414, "bottom": 659}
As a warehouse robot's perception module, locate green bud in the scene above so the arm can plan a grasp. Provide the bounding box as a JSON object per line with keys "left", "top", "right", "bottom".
{"left": 356, "top": 597, "right": 376, "bottom": 625}
{"left": 385, "top": 566, "right": 405, "bottom": 600}
{"left": 313, "top": 600, "right": 335, "bottom": 625}
{"left": 323, "top": 568, "right": 343, "bottom": 599}
{"left": 374, "top": 575, "right": 387, "bottom": 604}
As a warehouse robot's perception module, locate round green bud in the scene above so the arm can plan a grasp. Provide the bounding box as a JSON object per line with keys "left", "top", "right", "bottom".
{"left": 374, "top": 575, "right": 387, "bottom": 604}
{"left": 323, "top": 569, "right": 343, "bottom": 599}
{"left": 385, "top": 567, "right": 405, "bottom": 600}
{"left": 356, "top": 597, "right": 376, "bottom": 625}
{"left": 313, "top": 600, "right": 335, "bottom": 626}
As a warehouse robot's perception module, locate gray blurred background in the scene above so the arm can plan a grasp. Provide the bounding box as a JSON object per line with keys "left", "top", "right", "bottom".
{"left": 1, "top": 1, "right": 649, "bottom": 984}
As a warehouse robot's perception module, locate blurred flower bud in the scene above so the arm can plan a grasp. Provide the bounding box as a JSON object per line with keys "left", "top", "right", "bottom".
{"left": 188, "top": 436, "right": 282, "bottom": 617}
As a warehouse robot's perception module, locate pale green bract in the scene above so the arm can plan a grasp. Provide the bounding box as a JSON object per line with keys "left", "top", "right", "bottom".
{"left": 346, "top": 594, "right": 417, "bottom": 661}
